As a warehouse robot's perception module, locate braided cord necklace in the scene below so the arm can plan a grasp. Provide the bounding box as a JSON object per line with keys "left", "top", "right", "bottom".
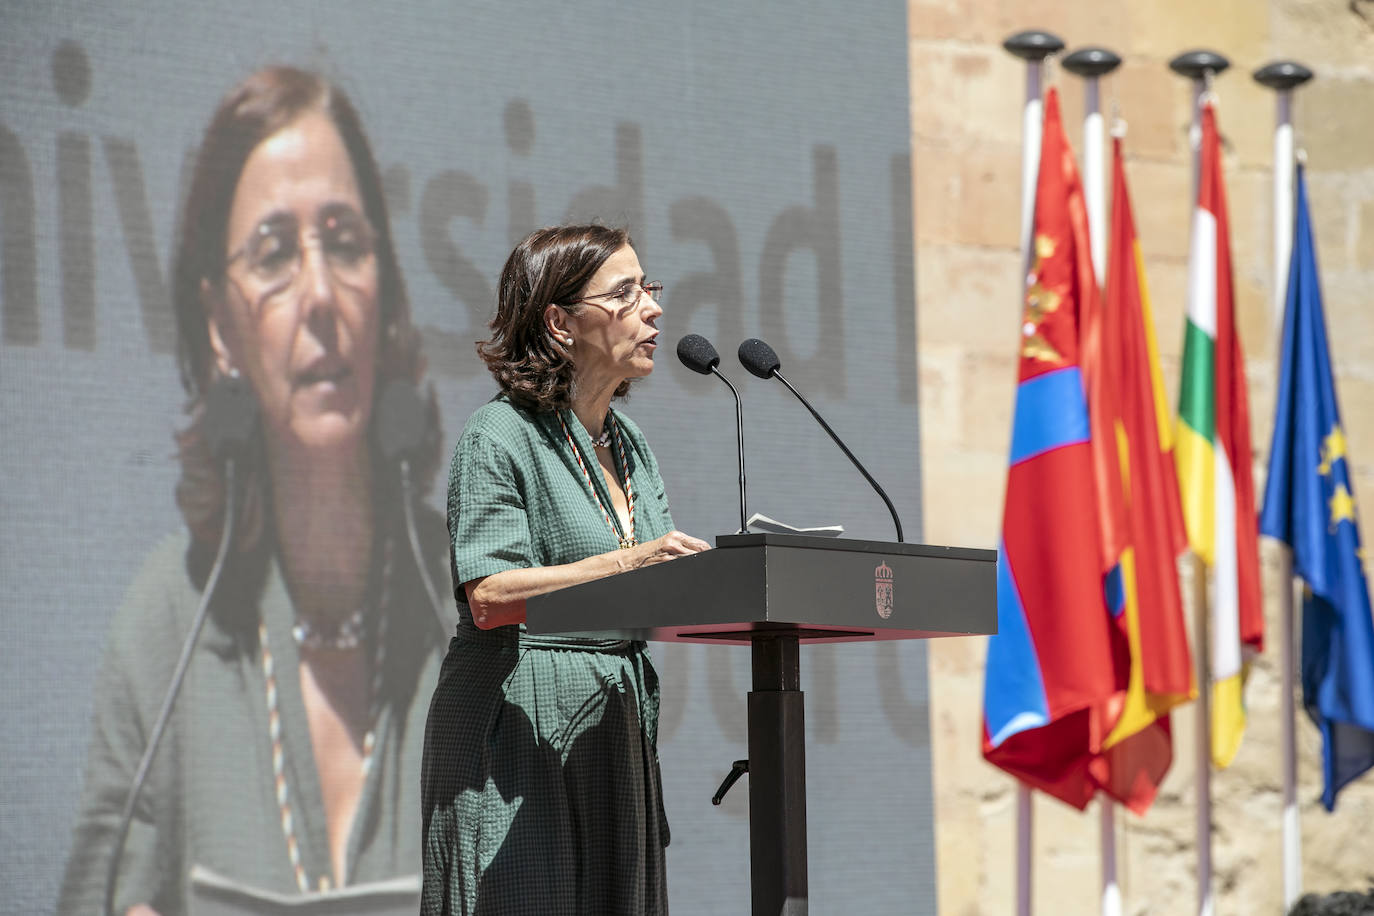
{"left": 258, "top": 541, "right": 391, "bottom": 892}
{"left": 558, "top": 410, "right": 637, "bottom": 548}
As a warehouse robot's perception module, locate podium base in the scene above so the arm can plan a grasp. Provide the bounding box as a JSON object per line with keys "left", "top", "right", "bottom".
{"left": 748, "top": 635, "right": 808, "bottom": 915}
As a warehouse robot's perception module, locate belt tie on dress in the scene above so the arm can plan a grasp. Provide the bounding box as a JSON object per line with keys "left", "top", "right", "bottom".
{"left": 454, "top": 619, "right": 636, "bottom": 653}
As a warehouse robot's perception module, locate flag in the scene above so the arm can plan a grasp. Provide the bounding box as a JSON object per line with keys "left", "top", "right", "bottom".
{"left": 1259, "top": 164, "right": 1374, "bottom": 810}
{"left": 983, "top": 88, "right": 1128, "bottom": 810}
{"left": 1090, "top": 137, "right": 1196, "bottom": 814}
{"left": 1174, "top": 101, "right": 1264, "bottom": 768}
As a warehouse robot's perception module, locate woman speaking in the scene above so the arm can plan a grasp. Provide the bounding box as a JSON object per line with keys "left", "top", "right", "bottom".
{"left": 421, "top": 225, "right": 709, "bottom": 915}
{"left": 60, "top": 67, "right": 447, "bottom": 915}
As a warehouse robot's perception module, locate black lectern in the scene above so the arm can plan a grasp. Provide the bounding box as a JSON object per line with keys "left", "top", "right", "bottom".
{"left": 526, "top": 533, "right": 997, "bottom": 916}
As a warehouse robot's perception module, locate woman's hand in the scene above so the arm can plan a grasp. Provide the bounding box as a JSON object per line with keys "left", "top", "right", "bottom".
{"left": 465, "top": 531, "right": 711, "bottom": 628}
{"left": 625, "top": 530, "right": 711, "bottom": 569}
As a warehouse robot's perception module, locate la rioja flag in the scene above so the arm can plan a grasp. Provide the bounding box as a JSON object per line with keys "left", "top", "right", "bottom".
{"left": 1175, "top": 101, "right": 1264, "bottom": 768}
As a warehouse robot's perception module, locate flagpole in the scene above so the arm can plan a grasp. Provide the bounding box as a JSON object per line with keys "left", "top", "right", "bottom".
{"left": 1063, "top": 48, "right": 1121, "bottom": 282}
{"left": 1005, "top": 30, "right": 1064, "bottom": 270}
{"left": 1169, "top": 48, "right": 1230, "bottom": 916}
{"left": 1253, "top": 62, "right": 1312, "bottom": 326}
{"left": 1172, "top": 51, "right": 1229, "bottom": 201}
{"left": 1253, "top": 58, "right": 1314, "bottom": 913}
{"left": 1002, "top": 28, "right": 1064, "bottom": 916}
{"left": 1063, "top": 44, "right": 1125, "bottom": 916}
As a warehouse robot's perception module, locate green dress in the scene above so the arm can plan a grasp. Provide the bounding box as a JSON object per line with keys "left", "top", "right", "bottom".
{"left": 421, "top": 396, "right": 674, "bottom": 916}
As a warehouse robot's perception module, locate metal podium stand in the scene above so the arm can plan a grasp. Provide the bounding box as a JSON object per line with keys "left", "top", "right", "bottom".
{"left": 526, "top": 533, "right": 997, "bottom": 916}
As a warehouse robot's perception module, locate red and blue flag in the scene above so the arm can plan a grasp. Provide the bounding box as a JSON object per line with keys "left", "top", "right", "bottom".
{"left": 982, "top": 89, "right": 1128, "bottom": 809}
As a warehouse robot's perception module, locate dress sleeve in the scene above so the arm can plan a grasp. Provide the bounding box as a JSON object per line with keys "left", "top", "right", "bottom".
{"left": 448, "top": 429, "right": 536, "bottom": 590}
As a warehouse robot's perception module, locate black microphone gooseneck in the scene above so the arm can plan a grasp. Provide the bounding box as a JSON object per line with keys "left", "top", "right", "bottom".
{"left": 399, "top": 461, "right": 448, "bottom": 634}
{"left": 103, "top": 373, "right": 256, "bottom": 916}
{"left": 677, "top": 334, "right": 748, "bottom": 534}
{"left": 376, "top": 379, "right": 450, "bottom": 641}
{"left": 737, "top": 337, "right": 904, "bottom": 542}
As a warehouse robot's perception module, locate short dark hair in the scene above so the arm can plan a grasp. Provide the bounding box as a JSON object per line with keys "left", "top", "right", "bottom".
{"left": 478, "top": 225, "right": 633, "bottom": 412}
{"left": 171, "top": 66, "right": 440, "bottom": 551}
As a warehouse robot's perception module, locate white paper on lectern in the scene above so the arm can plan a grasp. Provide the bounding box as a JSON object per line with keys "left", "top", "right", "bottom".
{"left": 742, "top": 512, "right": 844, "bottom": 537}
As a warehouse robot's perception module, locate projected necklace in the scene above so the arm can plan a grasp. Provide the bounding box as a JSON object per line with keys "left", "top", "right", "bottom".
{"left": 292, "top": 608, "right": 365, "bottom": 651}
{"left": 257, "top": 539, "right": 392, "bottom": 892}
{"left": 559, "top": 410, "right": 637, "bottom": 548}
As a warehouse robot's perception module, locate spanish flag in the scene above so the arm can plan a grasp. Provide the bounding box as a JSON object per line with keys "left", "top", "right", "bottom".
{"left": 1089, "top": 137, "right": 1196, "bottom": 813}
{"left": 1174, "top": 102, "right": 1264, "bottom": 768}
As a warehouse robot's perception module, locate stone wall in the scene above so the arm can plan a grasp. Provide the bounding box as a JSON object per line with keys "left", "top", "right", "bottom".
{"left": 909, "top": 1, "right": 1374, "bottom": 912}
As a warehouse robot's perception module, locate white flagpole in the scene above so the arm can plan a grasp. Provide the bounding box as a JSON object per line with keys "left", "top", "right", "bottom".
{"left": 1063, "top": 45, "right": 1125, "bottom": 916}
{"left": 1253, "top": 59, "right": 1314, "bottom": 912}
{"left": 1170, "top": 48, "right": 1230, "bottom": 916}
{"left": 1002, "top": 28, "right": 1064, "bottom": 916}
{"left": 1063, "top": 49, "right": 1120, "bottom": 281}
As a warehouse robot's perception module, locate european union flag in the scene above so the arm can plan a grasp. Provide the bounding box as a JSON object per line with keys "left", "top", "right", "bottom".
{"left": 1260, "top": 164, "right": 1374, "bottom": 810}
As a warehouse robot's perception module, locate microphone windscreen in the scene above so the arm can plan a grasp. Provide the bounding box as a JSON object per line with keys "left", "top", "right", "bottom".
{"left": 676, "top": 334, "right": 720, "bottom": 375}
{"left": 202, "top": 374, "right": 258, "bottom": 461}
{"left": 375, "top": 379, "right": 430, "bottom": 464}
{"left": 737, "top": 338, "right": 781, "bottom": 379}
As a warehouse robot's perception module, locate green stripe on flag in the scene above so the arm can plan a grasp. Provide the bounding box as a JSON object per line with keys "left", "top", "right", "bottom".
{"left": 1178, "top": 319, "right": 1215, "bottom": 441}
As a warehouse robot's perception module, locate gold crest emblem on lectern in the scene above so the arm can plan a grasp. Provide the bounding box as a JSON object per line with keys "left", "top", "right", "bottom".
{"left": 875, "top": 562, "right": 894, "bottom": 619}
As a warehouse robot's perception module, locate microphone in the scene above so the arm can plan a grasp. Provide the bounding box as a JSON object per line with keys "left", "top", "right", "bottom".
{"left": 104, "top": 373, "right": 254, "bottom": 916}
{"left": 201, "top": 372, "right": 258, "bottom": 460}
{"left": 676, "top": 332, "right": 720, "bottom": 375}
{"left": 375, "top": 377, "right": 431, "bottom": 466}
{"left": 677, "top": 334, "right": 748, "bottom": 535}
{"left": 375, "top": 379, "right": 451, "bottom": 640}
{"left": 736, "top": 338, "right": 904, "bottom": 542}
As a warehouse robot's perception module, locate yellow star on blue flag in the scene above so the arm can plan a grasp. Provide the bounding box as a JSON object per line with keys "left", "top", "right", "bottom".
{"left": 1330, "top": 483, "right": 1357, "bottom": 529}
{"left": 1318, "top": 425, "right": 1347, "bottom": 476}
{"left": 1260, "top": 164, "right": 1374, "bottom": 811}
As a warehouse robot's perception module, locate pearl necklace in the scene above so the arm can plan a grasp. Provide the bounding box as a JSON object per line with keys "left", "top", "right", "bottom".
{"left": 261, "top": 539, "right": 391, "bottom": 891}
{"left": 291, "top": 608, "right": 366, "bottom": 651}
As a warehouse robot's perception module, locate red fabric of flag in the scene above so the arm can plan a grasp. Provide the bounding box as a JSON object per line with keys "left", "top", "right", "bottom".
{"left": 982, "top": 89, "right": 1128, "bottom": 810}
{"left": 1107, "top": 137, "right": 1192, "bottom": 696}
{"left": 1086, "top": 138, "right": 1197, "bottom": 814}
{"left": 1202, "top": 107, "right": 1265, "bottom": 657}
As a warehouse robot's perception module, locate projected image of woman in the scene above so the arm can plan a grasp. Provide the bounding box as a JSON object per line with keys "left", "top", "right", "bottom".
{"left": 59, "top": 67, "right": 448, "bottom": 915}
{"left": 421, "top": 226, "right": 709, "bottom": 915}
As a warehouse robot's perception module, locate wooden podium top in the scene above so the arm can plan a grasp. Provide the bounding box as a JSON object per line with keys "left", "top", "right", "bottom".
{"left": 525, "top": 533, "right": 996, "bottom": 645}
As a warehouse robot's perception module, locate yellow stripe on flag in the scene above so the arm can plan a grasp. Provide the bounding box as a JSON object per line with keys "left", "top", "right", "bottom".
{"left": 1134, "top": 242, "right": 1174, "bottom": 454}
{"left": 1103, "top": 548, "right": 1195, "bottom": 750}
{"left": 1174, "top": 422, "right": 1215, "bottom": 564}
{"left": 1212, "top": 671, "right": 1247, "bottom": 768}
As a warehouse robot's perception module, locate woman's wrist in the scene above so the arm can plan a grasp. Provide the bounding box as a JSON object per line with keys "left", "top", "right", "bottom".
{"left": 609, "top": 545, "right": 642, "bottom": 575}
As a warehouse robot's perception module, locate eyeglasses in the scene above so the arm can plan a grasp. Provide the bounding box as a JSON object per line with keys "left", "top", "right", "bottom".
{"left": 224, "top": 206, "right": 378, "bottom": 304}
{"left": 572, "top": 280, "right": 663, "bottom": 310}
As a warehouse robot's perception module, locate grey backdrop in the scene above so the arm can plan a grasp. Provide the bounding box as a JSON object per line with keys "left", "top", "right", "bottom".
{"left": 0, "top": 1, "right": 930, "bottom": 912}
